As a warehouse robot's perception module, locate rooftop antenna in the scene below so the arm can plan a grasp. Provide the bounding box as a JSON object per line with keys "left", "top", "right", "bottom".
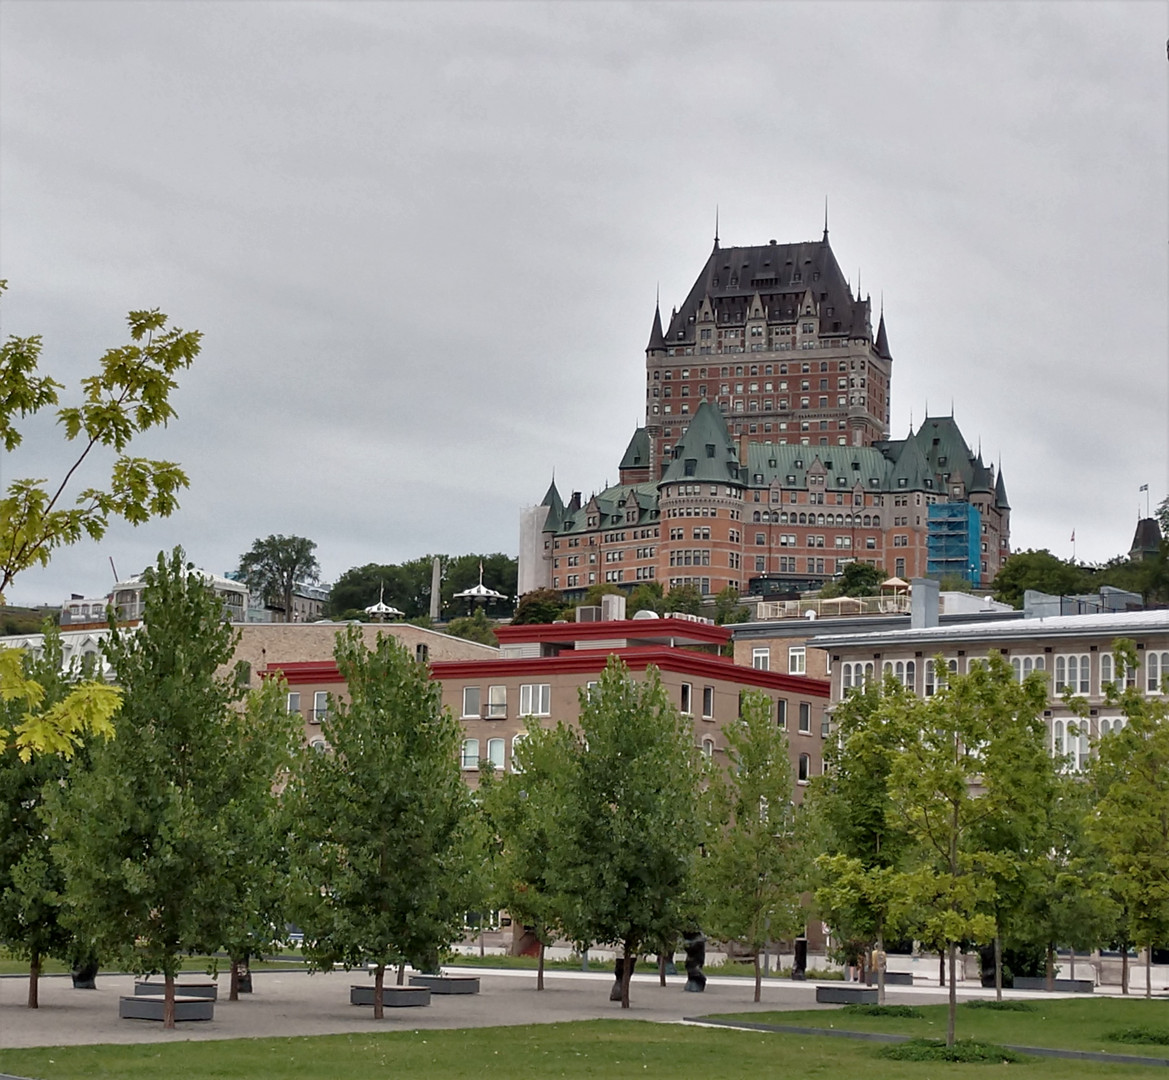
{"left": 823, "top": 196, "right": 829, "bottom": 240}
{"left": 950, "top": 398, "right": 955, "bottom": 418}
{"left": 109, "top": 556, "right": 119, "bottom": 583}
{"left": 714, "top": 205, "right": 720, "bottom": 249}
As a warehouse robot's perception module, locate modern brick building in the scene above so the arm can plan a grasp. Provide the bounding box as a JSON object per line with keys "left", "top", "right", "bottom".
{"left": 519, "top": 228, "right": 1010, "bottom": 599}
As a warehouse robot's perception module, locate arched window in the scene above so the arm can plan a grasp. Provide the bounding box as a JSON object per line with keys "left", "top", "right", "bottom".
{"left": 486, "top": 737, "right": 505, "bottom": 770}
{"left": 1052, "top": 721, "right": 1065, "bottom": 758}
{"left": 510, "top": 733, "right": 527, "bottom": 772}
{"left": 701, "top": 737, "right": 715, "bottom": 758}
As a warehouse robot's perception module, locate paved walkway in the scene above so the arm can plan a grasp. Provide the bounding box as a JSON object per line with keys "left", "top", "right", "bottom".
{"left": 0, "top": 965, "right": 932, "bottom": 1049}
{"left": 0, "top": 964, "right": 1152, "bottom": 1051}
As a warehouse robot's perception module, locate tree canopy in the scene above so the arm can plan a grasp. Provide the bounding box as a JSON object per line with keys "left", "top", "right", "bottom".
{"left": 992, "top": 549, "right": 1088, "bottom": 608}
{"left": 819, "top": 561, "right": 886, "bottom": 599}
{"left": 238, "top": 534, "right": 320, "bottom": 621}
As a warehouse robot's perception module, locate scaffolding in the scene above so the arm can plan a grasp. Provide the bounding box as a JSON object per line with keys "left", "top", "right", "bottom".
{"left": 927, "top": 503, "right": 981, "bottom": 586}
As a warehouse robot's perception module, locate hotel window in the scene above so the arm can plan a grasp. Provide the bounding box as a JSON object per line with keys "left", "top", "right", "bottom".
{"left": 486, "top": 685, "right": 507, "bottom": 719}
{"left": 1010, "top": 655, "right": 1045, "bottom": 682}
{"left": 788, "top": 646, "right": 806, "bottom": 675}
{"left": 1146, "top": 651, "right": 1169, "bottom": 694}
{"left": 313, "top": 691, "right": 329, "bottom": 723}
{"left": 286, "top": 692, "right": 301, "bottom": 716}
{"left": 702, "top": 685, "right": 715, "bottom": 718}
{"left": 520, "top": 683, "right": 551, "bottom": 716}
{"left": 460, "top": 739, "right": 480, "bottom": 770}
{"left": 752, "top": 647, "right": 770, "bottom": 671}
{"left": 1054, "top": 655, "right": 1090, "bottom": 695}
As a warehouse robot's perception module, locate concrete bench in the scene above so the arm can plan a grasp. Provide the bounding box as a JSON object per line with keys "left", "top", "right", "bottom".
{"left": 866, "top": 971, "right": 913, "bottom": 986}
{"left": 350, "top": 984, "right": 430, "bottom": 1007}
{"left": 815, "top": 984, "right": 878, "bottom": 1005}
{"left": 1013, "top": 976, "right": 1094, "bottom": 993}
{"left": 134, "top": 980, "right": 218, "bottom": 1000}
{"left": 408, "top": 974, "right": 480, "bottom": 995}
{"left": 119, "top": 995, "right": 215, "bottom": 1021}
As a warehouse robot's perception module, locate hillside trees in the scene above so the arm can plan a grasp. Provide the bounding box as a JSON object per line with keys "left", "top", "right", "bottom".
{"left": 289, "top": 627, "right": 483, "bottom": 1018}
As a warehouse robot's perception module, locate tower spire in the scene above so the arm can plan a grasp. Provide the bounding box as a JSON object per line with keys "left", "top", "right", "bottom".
{"left": 714, "top": 205, "right": 720, "bottom": 250}
{"left": 823, "top": 196, "right": 829, "bottom": 240}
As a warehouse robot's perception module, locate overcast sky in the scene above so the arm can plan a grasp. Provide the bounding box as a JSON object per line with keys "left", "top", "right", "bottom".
{"left": 1, "top": 0, "right": 1166, "bottom": 606}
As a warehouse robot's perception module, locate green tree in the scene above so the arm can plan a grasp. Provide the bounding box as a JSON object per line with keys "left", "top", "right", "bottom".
{"left": 0, "top": 627, "right": 94, "bottom": 1008}
{"left": 808, "top": 681, "right": 915, "bottom": 1003}
{"left": 1089, "top": 640, "right": 1169, "bottom": 998}
{"left": 444, "top": 609, "right": 499, "bottom": 647}
{"left": 0, "top": 284, "right": 200, "bottom": 602}
{"left": 1156, "top": 495, "right": 1169, "bottom": 539}
{"left": 665, "top": 583, "right": 703, "bottom": 616}
{"left": 443, "top": 554, "right": 516, "bottom": 618}
{"left": 551, "top": 658, "right": 702, "bottom": 1008}
{"left": 713, "top": 586, "right": 750, "bottom": 625}
{"left": 289, "top": 627, "right": 483, "bottom": 1018}
{"left": 238, "top": 534, "right": 320, "bottom": 622}
{"left": 0, "top": 287, "right": 197, "bottom": 757}
{"left": 626, "top": 581, "right": 665, "bottom": 617}
{"left": 511, "top": 588, "right": 567, "bottom": 625}
{"left": 818, "top": 561, "right": 886, "bottom": 599}
{"left": 992, "top": 549, "right": 1088, "bottom": 609}
{"left": 583, "top": 582, "right": 623, "bottom": 606}
{"left": 883, "top": 654, "right": 1050, "bottom": 1045}
{"left": 47, "top": 549, "right": 250, "bottom": 1028}
{"left": 480, "top": 722, "right": 575, "bottom": 989}
{"left": 699, "top": 690, "right": 803, "bottom": 1001}
{"left": 216, "top": 677, "right": 304, "bottom": 1000}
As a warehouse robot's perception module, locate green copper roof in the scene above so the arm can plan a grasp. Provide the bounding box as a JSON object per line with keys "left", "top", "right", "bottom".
{"left": 658, "top": 401, "right": 743, "bottom": 487}
{"left": 619, "top": 428, "right": 651, "bottom": 472}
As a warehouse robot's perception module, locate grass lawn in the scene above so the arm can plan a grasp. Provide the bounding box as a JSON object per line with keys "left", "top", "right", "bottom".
{"left": 711, "top": 997, "right": 1169, "bottom": 1059}
{"left": 0, "top": 1019, "right": 1165, "bottom": 1080}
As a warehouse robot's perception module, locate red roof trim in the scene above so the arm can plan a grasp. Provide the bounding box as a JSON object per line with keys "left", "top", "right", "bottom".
{"left": 493, "top": 617, "right": 731, "bottom": 648}
{"left": 265, "top": 649, "right": 829, "bottom": 698}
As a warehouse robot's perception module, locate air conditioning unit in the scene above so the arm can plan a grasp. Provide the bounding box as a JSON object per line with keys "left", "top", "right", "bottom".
{"left": 576, "top": 606, "right": 602, "bottom": 622}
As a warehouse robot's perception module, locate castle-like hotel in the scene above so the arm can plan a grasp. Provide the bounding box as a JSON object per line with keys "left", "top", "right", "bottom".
{"left": 520, "top": 227, "right": 1010, "bottom": 600}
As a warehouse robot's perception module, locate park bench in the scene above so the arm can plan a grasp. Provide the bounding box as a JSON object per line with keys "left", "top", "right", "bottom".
{"left": 408, "top": 974, "right": 480, "bottom": 994}
{"left": 1013, "top": 976, "right": 1094, "bottom": 992}
{"left": 133, "top": 979, "right": 217, "bottom": 1000}
{"left": 815, "top": 984, "right": 878, "bottom": 1005}
{"left": 350, "top": 984, "right": 430, "bottom": 1007}
{"left": 119, "top": 995, "right": 215, "bottom": 1021}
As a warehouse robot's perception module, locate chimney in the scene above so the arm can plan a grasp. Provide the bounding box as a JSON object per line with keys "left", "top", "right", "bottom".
{"left": 911, "top": 578, "right": 939, "bottom": 629}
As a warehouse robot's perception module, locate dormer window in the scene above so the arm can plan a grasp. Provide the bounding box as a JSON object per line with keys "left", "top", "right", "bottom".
{"left": 706, "top": 444, "right": 716, "bottom": 458}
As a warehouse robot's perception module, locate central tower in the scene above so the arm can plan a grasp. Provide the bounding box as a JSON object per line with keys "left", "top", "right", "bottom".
{"left": 645, "top": 228, "right": 892, "bottom": 477}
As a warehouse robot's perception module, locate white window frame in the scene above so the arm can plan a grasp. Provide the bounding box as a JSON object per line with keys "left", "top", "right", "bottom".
{"left": 702, "top": 685, "right": 715, "bottom": 719}
{"left": 680, "top": 682, "right": 693, "bottom": 715}
{"left": 486, "top": 737, "right": 506, "bottom": 770}
{"left": 788, "top": 646, "right": 806, "bottom": 675}
{"left": 798, "top": 701, "right": 811, "bottom": 734}
{"left": 752, "top": 647, "right": 770, "bottom": 671}
{"left": 460, "top": 738, "right": 480, "bottom": 770}
{"left": 313, "top": 690, "right": 329, "bottom": 724}
{"left": 519, "top": 683, "right": 551, "bottom": 717}
{"left": 286, "top": 691, "right": 301, "bottom": 715}
{"left": 462, "top": 686, "right": 481, "bottom": 719}
{"left": 486, "top": 685, "right": 507, "bottom": 719}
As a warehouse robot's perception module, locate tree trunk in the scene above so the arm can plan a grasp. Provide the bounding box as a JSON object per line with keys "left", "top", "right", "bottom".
{"left": 1045, "top": 943, "right": 1055, "bottom": 991}
{"left": 946, "top": 942, "right": 957, "bottom": 1048}
{"left": 163, "top": 973, "right": 176, "bottom": 1030}
{"left": 994, "top": 933, "right": 1003, "bottom": 1003}
{"left": 397, "top": 961, "right": 405, "bottom": 986}
{"left": 620, "top": 945, "right": 634, "bottom": 1009}
{"left": 374, "top": 963, "right": 385, "bottom": 1020}
{"left": 229, "top": 958, "right": 240, "bottom": 1002}
{"left": 1122, "top": 948, "right": 1130, "bottom": 995}
{"left": 1069, "top": 948, "right": 1075, "bottom": 980}
{"left": 537, "top": 941, "right": 545, "bottom": 992}
{"left": 659, "top": 952, "right": 667, "bottom": 988}
{"left": 1147, "top": 943, "right": 1153, "bottom": 999}
{"left": 939, "top": 949, "right": 945, "bottom": 987}
{"left": 479, "top": 926, "right": 485, "bottom": 957}
{"left": 27, "top": 950, "right": 39, "bottom": 1009}
{"left": 876, "top": 924, "right": 886, "bottom": 1006}
{"left": 754, "top": 952, "right": 762, "bottom": 1003}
